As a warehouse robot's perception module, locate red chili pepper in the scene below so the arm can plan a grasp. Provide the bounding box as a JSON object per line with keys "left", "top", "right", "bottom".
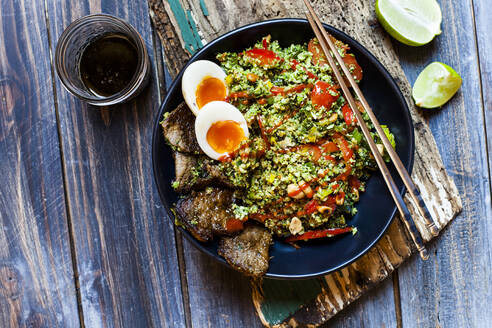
{"left": 342, "top": 104, "right": 357, "bottom": 126}
{"left": 262, "top": 38, "right": 268, "bottom": 49}
{"left": 285, "top": 227, "right": 354, "bottom": 242}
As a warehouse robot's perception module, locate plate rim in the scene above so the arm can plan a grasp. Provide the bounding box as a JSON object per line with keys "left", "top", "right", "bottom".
{"left": 151, "top": 18, "right": 415, "bottom": 279}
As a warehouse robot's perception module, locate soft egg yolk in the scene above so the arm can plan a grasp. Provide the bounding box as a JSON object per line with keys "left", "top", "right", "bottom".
{"left": 196, "top": 77, "right": 227, "bottom": 109}
{"left": 206, "top": 120, "right": 245, "bottom": 154}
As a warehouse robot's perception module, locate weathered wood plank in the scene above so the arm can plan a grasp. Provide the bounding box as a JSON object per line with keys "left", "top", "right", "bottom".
{"left": 0, "top": 0, "right": 80, "bottom": 326}
{"left": 46, "top": 1, "right": 186, "bottom": 327}
{"left": 150, "top": 0, "right": 461, "bottom": 326}
{"left": 393, "top": 0, "right": 492, "bottom": 327}
{"left": 182, "top": 240, "right": 263, "bottom": 327}
{"left": 473, "top": 0, "right": 492, "bottom": 187}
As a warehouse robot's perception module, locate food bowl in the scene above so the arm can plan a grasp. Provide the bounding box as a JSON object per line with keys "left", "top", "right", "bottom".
{"left": 152, "top": 18, "right": 414, "bottom": 279}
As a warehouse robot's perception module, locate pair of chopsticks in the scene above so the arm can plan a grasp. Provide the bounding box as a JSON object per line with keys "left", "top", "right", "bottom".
{"left": 303, "top": 0, "right": 438, "bottom": 260}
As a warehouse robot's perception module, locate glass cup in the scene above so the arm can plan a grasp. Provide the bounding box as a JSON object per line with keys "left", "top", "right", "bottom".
{"left": 55, "top": 14, "right": 150, "bottom": 106}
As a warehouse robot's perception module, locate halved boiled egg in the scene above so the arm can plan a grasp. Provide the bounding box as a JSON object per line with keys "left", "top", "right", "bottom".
{"left": 182, "top": 60, "right": 228, "bottom": 115}
{"left": 195, "top": 101, "right": 249, "bottom": 160}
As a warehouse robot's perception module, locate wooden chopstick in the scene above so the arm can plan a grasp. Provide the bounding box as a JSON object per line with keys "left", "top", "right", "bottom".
{"left": 303, "top": 3, "right": 430, "bottom": 260}
{"left": 303, "top": 1, "right": 439, "bottom": 239}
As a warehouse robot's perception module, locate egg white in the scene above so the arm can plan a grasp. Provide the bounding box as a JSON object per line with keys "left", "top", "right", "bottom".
{"left": 181, "top": 60, "right": 227, "bottom": 115}
{"left": 195, "top": 101, "right": 249, "bottom": 160}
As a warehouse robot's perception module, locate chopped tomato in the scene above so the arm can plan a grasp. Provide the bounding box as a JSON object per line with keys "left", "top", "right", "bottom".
{"left": 308, "top": 39, "right": 328, "bottom": 66}
{"left": 323, "top": 154, "right": 337, "bottom": 162}
{"left": 335, "top": 166, "right": 352, "bottom": 181}
{"left": 342, "top": 53, "right": 363, "bottom": 82}
{"left": 285, "top": 227, "right": 354, "bottom": 242}
{"left": 335, "top": 134, "right": 353, "bottom": 161}
{"left": 342, "top": 104, "right": 357, "bottom": 126}
{"left": 244, "top": 48, "right": 280, "bottom": 67}
{"left": 301, "top": 144, "right": 322, "bottom": 162}
{"left": 311, "top": 81, "right": 339, "bottom": 109}
{"left": 348, "top": 175, "right": 361, "bottom": 190}
{"left": 227, "top": 91, "right": 251, "bottom": 100}
{"left": 291, "top": 59, "right": 299, "bottom": 70}
{"left": 321, "top": 141, "right": 338, "bottom": 153}
{"left": 270, "top": 86, "right": 284, "bottom": 95}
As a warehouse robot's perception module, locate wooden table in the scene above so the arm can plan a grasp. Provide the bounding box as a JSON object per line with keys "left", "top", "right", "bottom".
{"left": 0, "top": 1, "right": 490, "bottom": 327}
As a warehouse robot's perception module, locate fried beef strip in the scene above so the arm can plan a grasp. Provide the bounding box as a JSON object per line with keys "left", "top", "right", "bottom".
{"left": 218, "top": 224, "right": 272, "bottom": 277}
{"left": 173, "top": 152, "right": 237, "bottom": 193}
{"left": 161, "top": 102, "right": 202, "bottom": 154}
{"left": 175, "top": 188, "right": 244, "bottom": 242}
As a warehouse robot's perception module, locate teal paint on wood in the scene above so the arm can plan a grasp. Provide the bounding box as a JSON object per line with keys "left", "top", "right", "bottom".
{"left": 259, "top": 278, "right": 323, "bottom": 325}
{"left": 167, "top": 0, "right": 203, "bottom": 53}
{"left": 186, "top": 10, "right": 202, "bottom": 51}
{"left": 199, "top": 0, "right": 209, "bottom": 16}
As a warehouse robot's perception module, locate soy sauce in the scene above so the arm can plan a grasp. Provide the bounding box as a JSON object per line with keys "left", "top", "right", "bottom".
{"left": 80, "top": 33, "right": 138, "bottom": 97}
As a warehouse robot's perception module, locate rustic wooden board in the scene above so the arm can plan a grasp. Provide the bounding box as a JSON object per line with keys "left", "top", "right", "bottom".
{"left": 149, "top": 0, "right": 462, "bottom": 326}
{"left": 45, "top": 1, "right": 186, "bottom": 327}
{"left": 393, "top": 0, "right": 492, "bottom": 326}
{"left": 0, "top": 0, "right": 80, "bottom": 327}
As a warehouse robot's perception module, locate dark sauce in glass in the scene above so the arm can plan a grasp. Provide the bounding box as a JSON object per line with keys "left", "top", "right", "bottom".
{"left": 80, "top": 33, "right": 138, "bottom": 97}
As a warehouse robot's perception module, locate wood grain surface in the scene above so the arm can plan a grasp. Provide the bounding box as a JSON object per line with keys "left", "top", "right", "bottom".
{"left": 473, "top": 0, "right": 492, "bottom": 185}
{"left": 0, "top": 0, "right": 490, "bottom": 327}
{"left": 45, "top": 1, "right": 186, "bottom": 327}
{"left": 148, "top": 0, "right": 463, "bottom": 326}
{"left": 393, "top": 0, "right": 492, "bottom": 326}
{"left": 0, "top": 0, "right": 79, "bottom": 327}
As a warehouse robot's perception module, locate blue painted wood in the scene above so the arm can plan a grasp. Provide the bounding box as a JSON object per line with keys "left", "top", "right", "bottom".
{"left": 393, "top": 0, "right": 492, "bottom": 327}
{"left": 45, "top": 1, "right": 186, "bottom": 327}
{"left": 0, "top": 0, "right": 79, "bottom": 326}
{"left": 472, "top": 0, "right": 492, "bottom": 188}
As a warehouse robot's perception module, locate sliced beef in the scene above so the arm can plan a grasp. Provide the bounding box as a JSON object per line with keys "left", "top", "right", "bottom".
{"left": 218, "top": 224, "right": 272, "bottom": 277}
{"left": 161, "top": 102, "right": 202, "bottom": 154}
{"left": 175, "top": 188, "right": 244, "bottom": 242}
{"left": 173, "top": 153, "right": 213, "bottom": 193}
{"left": 172, "top": 153, "right": 238, "bottom": 193}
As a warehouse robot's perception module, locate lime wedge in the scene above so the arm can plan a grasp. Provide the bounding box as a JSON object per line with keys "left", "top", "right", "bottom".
{"left": 376, "top": 0, "right": 442, "bottom": 46}
{"left": 412, "top": 62, "right": 462, "bottom": 108}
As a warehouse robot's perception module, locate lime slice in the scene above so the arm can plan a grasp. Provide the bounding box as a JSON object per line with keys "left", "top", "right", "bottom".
{"left": 376, "top": 0, "right": 442, "bottom": 46}
{"left": 412, "top": 62, "right": 462, "bottom": 108}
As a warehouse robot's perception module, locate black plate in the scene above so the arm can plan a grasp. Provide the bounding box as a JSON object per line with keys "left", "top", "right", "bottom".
{"left": 152, "top": 18, "right": 414, "bottom": 279}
